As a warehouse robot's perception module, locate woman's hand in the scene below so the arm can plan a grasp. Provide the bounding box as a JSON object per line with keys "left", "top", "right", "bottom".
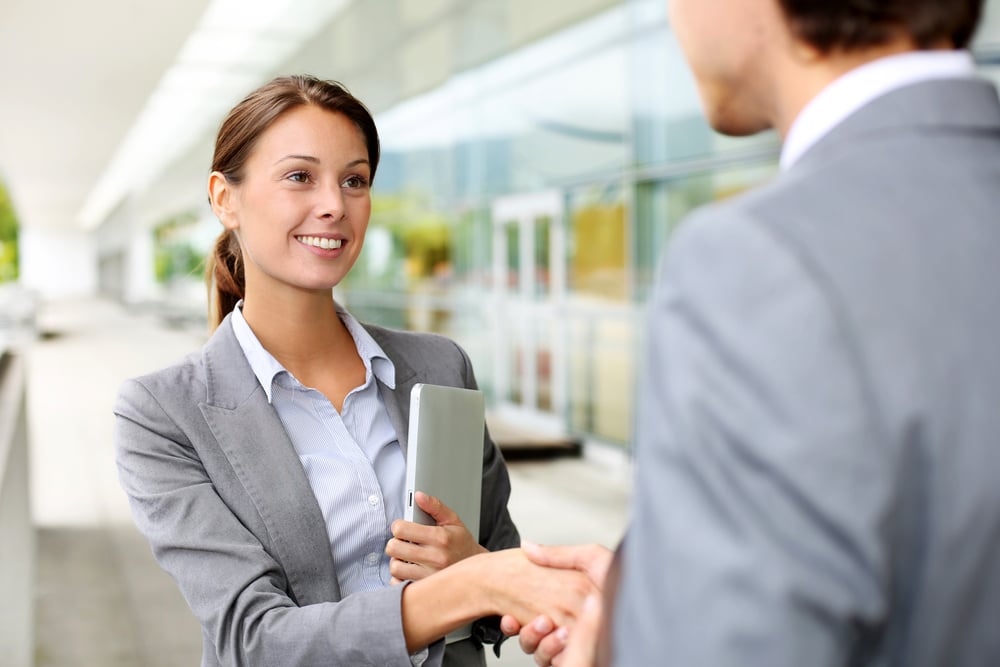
{"left": 400, "top": 547, "right": 598, "bottom": 653}
{"left": 468, "top": 548, "right": 599, "bottom": 629}
{"left": 386, "top": 492, "right": 486, "bottom": 583}
{"left": 500, "top": 542, "right": 613, "bottom": 666}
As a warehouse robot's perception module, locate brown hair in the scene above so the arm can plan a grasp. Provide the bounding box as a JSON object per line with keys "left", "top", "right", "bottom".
{"left": 777, "top": 0, "right": 984, "bottom": 52}
{"left": 205, "top": 75, "right": 380, "bottom": 329}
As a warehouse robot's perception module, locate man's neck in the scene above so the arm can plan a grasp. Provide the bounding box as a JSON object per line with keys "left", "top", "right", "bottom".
{"left": 772, "top": 37, "right": 939, "bottom": 139}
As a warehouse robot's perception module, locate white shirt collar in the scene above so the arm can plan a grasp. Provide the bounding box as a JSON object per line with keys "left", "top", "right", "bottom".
{"left": 230, "top": 300, "right": 396, "bottom": 403}
{"left": 781, "top": 50, "right": 978, "bottom": 171}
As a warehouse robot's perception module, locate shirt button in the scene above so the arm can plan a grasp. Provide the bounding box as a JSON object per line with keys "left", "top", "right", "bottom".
{"left": 366, "top": 552, "right": 379, "bottom": 565}
{"left": 368, "top": 494, "right": 379, "bottom": 507}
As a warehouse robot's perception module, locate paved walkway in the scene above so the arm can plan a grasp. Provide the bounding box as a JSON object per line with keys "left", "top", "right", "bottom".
{"left": 25, "top": 297, "right": 630, "bottom": 666}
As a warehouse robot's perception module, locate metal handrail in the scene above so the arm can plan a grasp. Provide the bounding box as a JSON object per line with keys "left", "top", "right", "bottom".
{"left": 0, "top": 347, "right": 34, "bottom": 667}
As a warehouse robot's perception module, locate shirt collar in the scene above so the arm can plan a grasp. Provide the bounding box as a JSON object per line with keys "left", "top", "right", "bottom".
{"left": 230, "top": 300, "right": 396, "bottom": 404}
{"left": 781, "top": 50, "right": 977, "bottom": 171}
{"left": 335, "top": 302, "right": 396, "bottom": 390}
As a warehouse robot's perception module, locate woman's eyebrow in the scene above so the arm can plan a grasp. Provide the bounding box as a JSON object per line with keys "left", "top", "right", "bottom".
{"left": 274, "top": 154, "right": 320, "bottom": 166}
{"left": 273, "top": 155, "right": 370, "bottom": 168}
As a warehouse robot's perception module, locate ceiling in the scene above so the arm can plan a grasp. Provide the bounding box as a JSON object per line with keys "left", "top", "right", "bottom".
{"left": 0, "top": 0, "right": 620, "bottom": 236}
{"left": 2, "top": 0, "right": 999, "bottom": 238}
{"left": 0, "top": 0, "right": 211, "bottom": 234}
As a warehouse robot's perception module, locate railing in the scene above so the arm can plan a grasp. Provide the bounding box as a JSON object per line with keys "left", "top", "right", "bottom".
{"left": 0, "top": 347, "right": 33, "bottom": 667}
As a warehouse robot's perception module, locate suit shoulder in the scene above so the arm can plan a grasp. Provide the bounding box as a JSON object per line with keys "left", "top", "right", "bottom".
{"left": 117, "top": 348, "right": 207, "bottom": 408}
{"left": 363, "top": 322, "right": 467, "bottom": 359}
{"left": 362, "top": 322, "right": 475, "bottom": 387}
{"left": 665, "top": 188, "right": 773, "bottom": 263}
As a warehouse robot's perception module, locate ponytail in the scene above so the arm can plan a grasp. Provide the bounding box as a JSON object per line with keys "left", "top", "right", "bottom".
{"left": 205, "top": 229, "right": 244, "bottom": 331}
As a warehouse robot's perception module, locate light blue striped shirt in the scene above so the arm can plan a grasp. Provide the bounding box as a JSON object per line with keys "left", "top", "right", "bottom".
{"left": 230, "top": 302, "right": 405, "bottom": 596}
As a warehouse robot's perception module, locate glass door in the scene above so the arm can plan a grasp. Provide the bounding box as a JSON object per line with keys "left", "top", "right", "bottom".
{"left": 491, "top": 191, "right": 566, "bottom": 423}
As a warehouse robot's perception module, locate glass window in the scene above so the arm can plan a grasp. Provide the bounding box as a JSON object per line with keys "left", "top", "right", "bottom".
{"left": 633, "top": 161, "right": 777, "bottom": 300}
{"left": 567, "top": 183, "right": 628, "bottom": 302}
{"left": 565, "top": 307, "right": 637, "bottom": 445}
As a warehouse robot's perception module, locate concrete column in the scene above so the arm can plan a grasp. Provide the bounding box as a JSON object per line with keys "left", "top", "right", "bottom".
{"left": 123, "top": 226, "right": 158, "bottom": 306}
{"left": 19, "top": 225, "right": 98, "bottom": 298}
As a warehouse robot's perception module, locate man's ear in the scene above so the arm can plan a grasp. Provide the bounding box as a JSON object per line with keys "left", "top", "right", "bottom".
{"left": 208, "top": 171, "right": 239, "bottom": 230}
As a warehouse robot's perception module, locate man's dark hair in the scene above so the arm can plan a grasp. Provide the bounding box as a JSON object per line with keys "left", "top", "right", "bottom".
{"left": 777, "top": 0, "right": 984, "bottom": 52}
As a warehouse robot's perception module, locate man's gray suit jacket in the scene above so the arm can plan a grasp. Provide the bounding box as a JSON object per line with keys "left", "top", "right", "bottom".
{"left": 615, "top": 76, "right": 1000, "bottom": 666}
{"left": 115, "top": 315, "right": 519, "bottom": 667}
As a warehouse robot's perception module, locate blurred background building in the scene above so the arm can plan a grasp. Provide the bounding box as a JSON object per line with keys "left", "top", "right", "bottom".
{"left": 2, "top": 0, "right": 999, "bottom": 449}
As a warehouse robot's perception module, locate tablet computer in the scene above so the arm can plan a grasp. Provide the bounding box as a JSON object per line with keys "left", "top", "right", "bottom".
{"left": 404, "top": 383, "right": 485, "bottom": 644}
{"left": 404, "top": 383, "right": 484, "bottom": 539}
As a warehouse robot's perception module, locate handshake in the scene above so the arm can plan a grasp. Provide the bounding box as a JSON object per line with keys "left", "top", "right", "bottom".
{"left": 498, "top": 542, "right": 614, "bottom": 667}
{"left": 388, "top": 491, "right": 614, "bottom": 666}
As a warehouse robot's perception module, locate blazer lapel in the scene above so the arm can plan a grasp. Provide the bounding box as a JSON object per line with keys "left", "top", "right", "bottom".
{"left": 198, "top": 316, "right": 341, "bottom": 604}
{"left": 367, "top": 325, "right": 419, "bottom": 455}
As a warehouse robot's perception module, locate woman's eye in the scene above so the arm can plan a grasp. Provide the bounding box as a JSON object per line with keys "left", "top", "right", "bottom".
{"left": 288, "top": 171, "right": 310, "bottom": 183}
{"left": 342, "top": 175, "right": 369, "bottom": 189}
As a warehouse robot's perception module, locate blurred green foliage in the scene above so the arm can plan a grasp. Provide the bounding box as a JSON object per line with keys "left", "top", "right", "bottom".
{"left": 0, "top": 180, "right": 19, "bottom": 282}
{"left": 344, "top": 193, "right": 453, "bottom": 290}
{"left": 153, "top": 212, "right": 203, "bottom": 283}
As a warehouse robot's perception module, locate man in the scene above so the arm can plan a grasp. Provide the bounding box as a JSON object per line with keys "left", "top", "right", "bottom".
{"left": 510, "top": 0, "right": 1000, "bottom": 664}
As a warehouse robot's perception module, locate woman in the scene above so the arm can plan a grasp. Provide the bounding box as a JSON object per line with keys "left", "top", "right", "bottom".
{"left": 114, "top": 75, "right": 592, "bottom": 667}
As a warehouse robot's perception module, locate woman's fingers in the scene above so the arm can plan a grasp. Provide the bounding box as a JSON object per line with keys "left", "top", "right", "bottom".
{"left": 389, "top": 556, "right": 431, "bottom": 582}
{"left": 552, "top": 595, "right": 601, "bottom": 667}
{"left": 387, "top": 496, "right": 485, "bottom": 574}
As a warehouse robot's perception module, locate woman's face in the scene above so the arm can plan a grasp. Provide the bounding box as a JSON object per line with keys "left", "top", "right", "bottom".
{"left": 214, "top": 104, "right": 373, "bottom": 298}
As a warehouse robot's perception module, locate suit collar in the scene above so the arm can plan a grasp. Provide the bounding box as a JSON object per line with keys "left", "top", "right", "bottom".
{"left": 796, "top": 77, "right": 1000, "bottom": 171}
{"left": 364, "top": 324, "right": 418, "bottom": 454}
{"left": 782, "top": 50, "right": 977, "bottom": 170}
{"left": 201, "top": 313, "right": 258, "bottom": 409}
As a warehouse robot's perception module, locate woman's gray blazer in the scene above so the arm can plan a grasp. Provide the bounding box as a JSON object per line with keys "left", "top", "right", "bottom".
{"left": 114, "top": 313, "right": 519, "bottom": 667}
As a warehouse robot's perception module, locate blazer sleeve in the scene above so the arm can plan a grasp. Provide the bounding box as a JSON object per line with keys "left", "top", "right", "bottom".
{"left": 613, "top": 208, "right": 892, "bottom": 665}
{"left": 114, "top": 377, "right": 441, "bottom": 667}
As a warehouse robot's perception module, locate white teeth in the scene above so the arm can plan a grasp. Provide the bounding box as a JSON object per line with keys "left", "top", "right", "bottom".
{"left": 298, "top": 236, "right": 343, "bottom": 250}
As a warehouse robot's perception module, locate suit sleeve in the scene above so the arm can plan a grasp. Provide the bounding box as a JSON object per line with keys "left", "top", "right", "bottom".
{"left": 114, "top": 378, "right": 441, "bottom": 667}
{"left": 613, "top": 209, "right": 892, "bottom": 666}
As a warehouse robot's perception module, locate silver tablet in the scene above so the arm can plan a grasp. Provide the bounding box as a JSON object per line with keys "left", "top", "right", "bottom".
{"left": 404, "top": 383, "right": 485, "bottom": 644}
{"left": 404, "top": 383, "right": 484, "bottom": 541}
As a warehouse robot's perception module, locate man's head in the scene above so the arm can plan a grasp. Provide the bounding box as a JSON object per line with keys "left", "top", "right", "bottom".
{"left": 777, "top": 0, "right": 984, "bottom": 54}
{"left": 669, "top": 0, "right": 985, "bottom": 137}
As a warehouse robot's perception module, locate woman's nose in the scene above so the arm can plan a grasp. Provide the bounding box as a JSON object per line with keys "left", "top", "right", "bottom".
{"left": 317, "top": 184, "right": 346, "bottom": 221}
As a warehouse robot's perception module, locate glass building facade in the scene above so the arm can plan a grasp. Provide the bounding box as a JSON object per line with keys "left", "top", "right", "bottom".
{"left": 149, "top": 0, "right": 1000, "bottom": 449}
{"left": 328, "top": 0, "right": 780, "bottom": 448}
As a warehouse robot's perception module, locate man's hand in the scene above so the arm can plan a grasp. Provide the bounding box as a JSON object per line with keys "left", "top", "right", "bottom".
{"left": 555, "top": 594, "right": 602, "bottom": 667}
{"left": 386, "top": 492, "right": 486, "bottom": 583}
{"left": 501, "top": 542, "right": 613, "bottom": 666}
{"left": 522, "top": 542, "right": 613, "bottom": 586}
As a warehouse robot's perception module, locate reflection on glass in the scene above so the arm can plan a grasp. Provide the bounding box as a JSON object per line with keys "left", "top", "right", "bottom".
{"left": 634, "top": 162, "right": 778, "bottom": 300}
{"left": 568, "top": 185, "right": 627, "bottom": 302}
{"left": 566, "top": 309, "right": 636, "bottom": 444}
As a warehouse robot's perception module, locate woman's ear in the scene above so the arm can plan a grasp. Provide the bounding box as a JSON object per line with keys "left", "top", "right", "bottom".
{"left": 208, "top": 171, "right": 239, "bottom": 230}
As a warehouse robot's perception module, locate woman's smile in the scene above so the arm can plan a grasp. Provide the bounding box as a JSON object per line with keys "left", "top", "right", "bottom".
{"left": 296, "top": 235, "right": 345, "bottom": 250}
